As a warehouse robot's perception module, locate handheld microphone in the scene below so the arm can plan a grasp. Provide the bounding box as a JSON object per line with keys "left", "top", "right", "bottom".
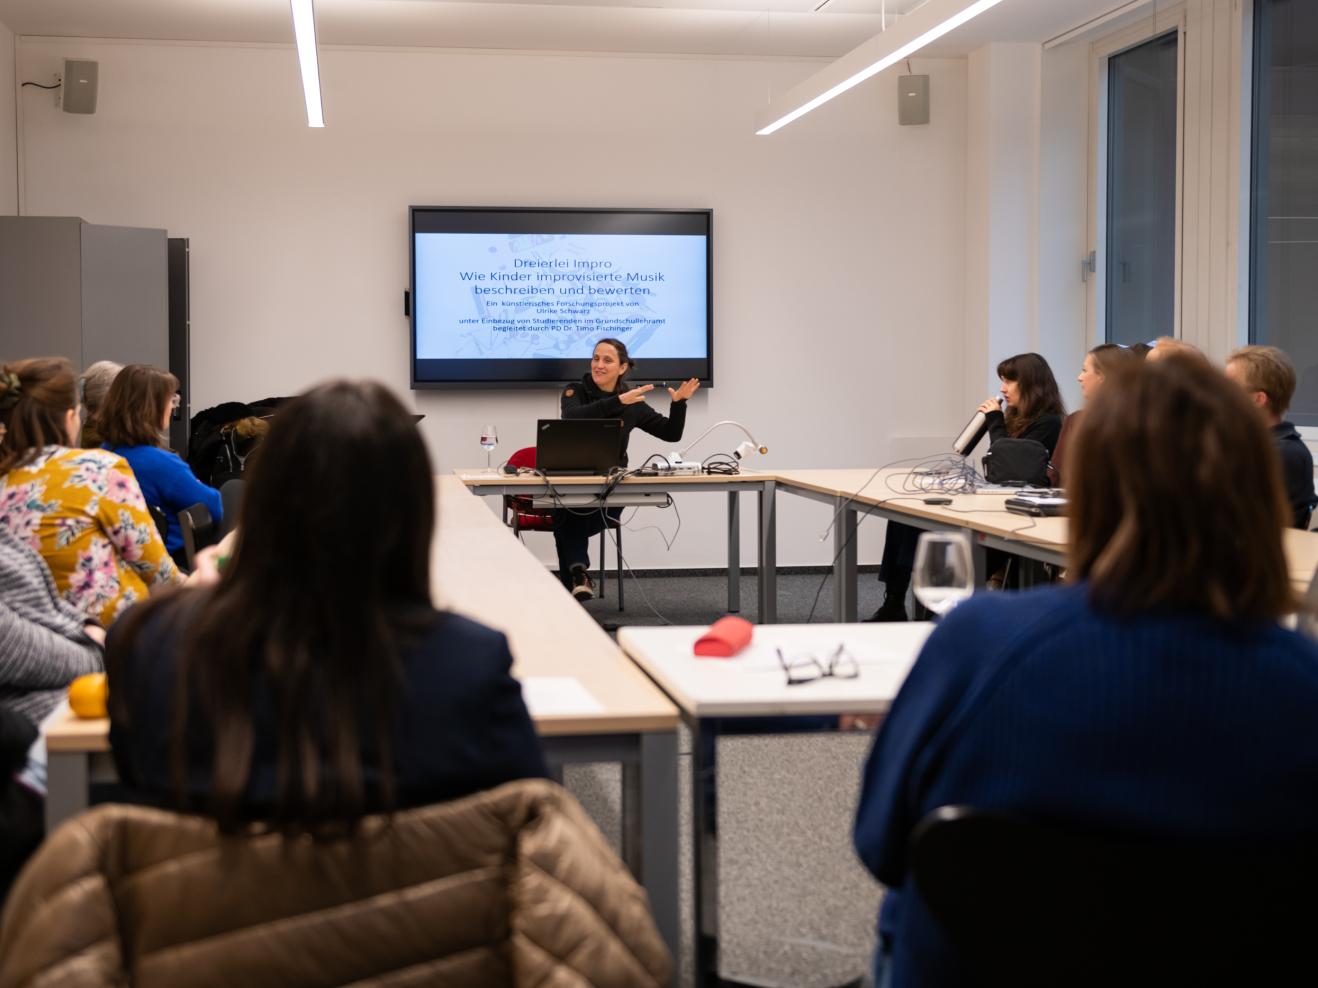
{"left": 952, "top": 397, "right": 1004, "bottom": 456}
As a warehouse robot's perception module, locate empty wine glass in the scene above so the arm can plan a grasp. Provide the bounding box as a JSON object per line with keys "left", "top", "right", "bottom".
{"left": 912, "top": 531, "right": 974, "bottom": 618}
{"left": 479, "top": 424, "right": 499, "bottom": 469}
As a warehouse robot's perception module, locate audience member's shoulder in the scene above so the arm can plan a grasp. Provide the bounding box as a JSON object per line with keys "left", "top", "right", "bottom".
{"left": 1256, "top": 620, "right": 1318, "bottom": 668}
{"left": 928, "top": 583, "right": 1087, "bottom": 660}
{"left": 106, "top": 590, "right": 202, "bottom": 662}
{"left": 65, "top": 446, "right": 132, "bottom": 473}
{"left": 427, "top": 610, "right": 510, "bottom": 652}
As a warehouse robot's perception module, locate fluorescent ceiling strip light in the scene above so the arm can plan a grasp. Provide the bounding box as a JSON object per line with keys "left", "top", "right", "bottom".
{"left": 756, "top": 0, "right": 1007, "bottom": 135}
{"left": 290, "top": 0, "right": 325, "bottom": 128}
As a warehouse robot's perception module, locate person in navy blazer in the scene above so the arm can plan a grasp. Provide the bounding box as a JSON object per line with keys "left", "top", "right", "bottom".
{"left": 107, "top": 379, "right": 547, "bottom": 833}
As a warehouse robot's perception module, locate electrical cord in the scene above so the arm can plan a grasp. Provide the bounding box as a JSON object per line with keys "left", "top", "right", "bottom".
{"left": 701, "top": 452, "right": 740, "bottom": 476}
{"left": 524, "top": 465, "right": 681, "bottom": 623}
{"left": 599, "top": 504, "right": 678, "bottom": 625}
{"left": 803, "top": 460, "right": 1055, "bottom": 623}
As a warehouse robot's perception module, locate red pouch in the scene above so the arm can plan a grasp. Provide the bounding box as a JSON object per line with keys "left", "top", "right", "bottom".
{"left": 693, "top": 615, "right": 754, "bottom": 657}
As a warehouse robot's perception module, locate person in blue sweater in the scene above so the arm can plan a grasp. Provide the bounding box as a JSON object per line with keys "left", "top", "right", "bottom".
{"left": 854, "top": 354, "right": 1318, "bottom": 988}
{"left": 98, "top": 364, "right": 222, "bottom": 566}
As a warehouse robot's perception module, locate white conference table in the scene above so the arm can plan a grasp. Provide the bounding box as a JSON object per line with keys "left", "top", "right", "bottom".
{"left": 44, "top": 474, "right": 684, "bottom": 963}
{"left": 617, "top": 621, "right": 936, "bottom": 988}
{"left": 774, "top": 468, "right": 1318, "bottom": 621}
{"left": 457, "top": 468, "right": 780, "bottom": 621}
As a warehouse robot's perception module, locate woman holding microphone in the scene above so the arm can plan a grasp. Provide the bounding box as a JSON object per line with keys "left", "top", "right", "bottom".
{"left": 556, "top": 338, "right": 698, "bottom": 600}
{"left": 870, "top": 352, "right": 1065, "bottom": 621}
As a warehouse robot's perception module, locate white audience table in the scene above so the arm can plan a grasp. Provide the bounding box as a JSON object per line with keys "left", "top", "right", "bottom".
{"left": 773, "top": 468, "right": 1318, "bottom": 621}
{"left": 457, "top": 468, "right": 780, "bottom": 621}
{"left": 43, "top": 474, "right": 683, "bottom": 962}
{"left": 617, "top": 621, "right": 936, "bottom": 988}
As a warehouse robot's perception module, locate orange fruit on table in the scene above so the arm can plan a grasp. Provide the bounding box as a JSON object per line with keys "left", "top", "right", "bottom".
{"left": 68, "top": 673, "right": 108, "bottom": 720}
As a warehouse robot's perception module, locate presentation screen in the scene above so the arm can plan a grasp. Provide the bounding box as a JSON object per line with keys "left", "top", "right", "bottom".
{"left": 410, "top": 207, "right": 712, "bottom": 388}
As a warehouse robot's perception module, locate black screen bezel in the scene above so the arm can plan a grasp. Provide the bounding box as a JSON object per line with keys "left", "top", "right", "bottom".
{"left": 409, "top": 206, "right": 713, "bottom": 389}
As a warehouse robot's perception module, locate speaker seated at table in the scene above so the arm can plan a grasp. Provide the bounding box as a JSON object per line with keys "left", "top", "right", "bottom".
{"left": 504, "top": 445, "right": 624, "bottom": 609}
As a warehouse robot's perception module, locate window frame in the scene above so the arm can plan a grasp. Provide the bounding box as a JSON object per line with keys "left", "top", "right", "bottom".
{"left": 1086, "top": 6, "right": 1188, "bottom": 349}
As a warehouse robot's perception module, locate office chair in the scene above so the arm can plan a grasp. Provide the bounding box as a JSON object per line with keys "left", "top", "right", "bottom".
{"left": 0, "top": 781, "right": 671, "bottom": 987}
{"left": 218, "top": 478, "right": 244, "bottom": 536}
{"left": 909, "top": 804, "right": 1318, "bottom": 987}
{"left": 505, "top": 446, "right": 624, "bottom": 609}
{"left": 178, "top": 503, "right": 216, "bottom": 571}
{"left": 147, "top": 504, "right": 169, "bottom": 541}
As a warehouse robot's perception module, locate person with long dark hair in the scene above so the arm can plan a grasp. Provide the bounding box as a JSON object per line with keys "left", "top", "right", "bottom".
{"left": 870, "top": 352, "right": 1066, "bottom": 621}
{"left": 106, "top": 380, "right": 548, "bottom": 834}
{"left": 99, "top": 364, "right": 223, "bottom": 568}
{"left": 974, "top": 352, "right": 1066, "bottom": 451}
{"left": 854, "top": 356, "right": 1318, "bottom": 987}
{"left": 555, "top": 337, "right": 698, "bottom": 600}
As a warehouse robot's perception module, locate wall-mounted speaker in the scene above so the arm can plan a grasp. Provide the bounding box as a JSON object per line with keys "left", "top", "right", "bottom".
{"left": 898, "top": 74, "right": 929, "bottom": 126}
{"left": 62, "top": 59, "right": 99, "bottom": 115}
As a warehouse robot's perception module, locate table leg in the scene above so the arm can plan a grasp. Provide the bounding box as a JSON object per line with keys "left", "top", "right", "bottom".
{"left": 45, "top": 750, "right": 89, "bottom": 833}
{"left": 727, "top": 492, "right": 741, "bottom": 614}
{"left": 635, "top": 731, "right": 680, "bottom": 973}
{"left": 691, "top": 718, "right": 720, "bottom": 987}
{"left": 758, "top": 480, "right": 777, "bottom": 623}
{"left": 971, "top": 531, "right": 988, "bottom": 586}
{"left": 833, "top": 499, "right": 859, "bottom": 623}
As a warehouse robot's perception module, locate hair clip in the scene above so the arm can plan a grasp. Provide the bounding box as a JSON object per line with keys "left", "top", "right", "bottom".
{"left": 0, "top": 371, "right": 21, "bottom": 411}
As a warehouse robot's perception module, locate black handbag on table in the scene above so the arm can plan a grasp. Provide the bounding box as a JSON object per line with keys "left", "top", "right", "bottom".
{"left": 983, "top": 438, "right": 1051, "bottom": 488}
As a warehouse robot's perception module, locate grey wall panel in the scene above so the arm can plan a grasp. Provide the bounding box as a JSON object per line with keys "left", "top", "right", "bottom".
{"left": 0, "top": 216, "right": 84, "bottom": 364}
{"left": 80, "top": 224, "right": 168, "bottom": 368}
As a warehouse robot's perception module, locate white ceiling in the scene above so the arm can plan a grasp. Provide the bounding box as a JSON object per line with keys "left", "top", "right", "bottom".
{"left": 0, "top": 0, "right": 1131, "bottom": 59}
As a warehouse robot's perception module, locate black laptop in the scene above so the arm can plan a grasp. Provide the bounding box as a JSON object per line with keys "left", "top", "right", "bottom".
{"left": 535, "top": 419, "right": 624, "bottom": 475}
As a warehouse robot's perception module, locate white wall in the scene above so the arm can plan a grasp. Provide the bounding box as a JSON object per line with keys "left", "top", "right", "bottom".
{"left": 15, "top": 37, "right": 968, "bottom": 571}
{"left": 0, "top": 22, "right": 16, "bottom": 215}
{"left": 1037, "top": 41, "right": 1090, "bottom": 410}
{"left": 964, "top": 44, "right": 1042, "bottom": 407}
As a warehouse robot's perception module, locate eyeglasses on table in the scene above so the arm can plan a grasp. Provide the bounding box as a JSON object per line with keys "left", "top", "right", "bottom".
{"left": 775, "top": 644, "right": 860, "bottom": 686}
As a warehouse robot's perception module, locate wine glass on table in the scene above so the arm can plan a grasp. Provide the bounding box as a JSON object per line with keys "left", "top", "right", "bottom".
{"left": 479, "top": 424, "right": 499, "bottom": 470}
{"left": 912, "top": 531, "right": 974, "bottom": 619}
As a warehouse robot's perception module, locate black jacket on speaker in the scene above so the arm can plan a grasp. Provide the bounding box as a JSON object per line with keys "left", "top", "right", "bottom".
{"left": 559, "top": 374, "right": 688, "bottom": 467}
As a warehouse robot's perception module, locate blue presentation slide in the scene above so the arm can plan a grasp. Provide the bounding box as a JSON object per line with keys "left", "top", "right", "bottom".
{"left": 414, "top": 233, "right": 708, "bottom": 360}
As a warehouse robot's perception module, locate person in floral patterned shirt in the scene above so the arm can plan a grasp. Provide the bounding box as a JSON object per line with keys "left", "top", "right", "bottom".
{"left": 0, "top": 357, "right": 183, "bottom": 627}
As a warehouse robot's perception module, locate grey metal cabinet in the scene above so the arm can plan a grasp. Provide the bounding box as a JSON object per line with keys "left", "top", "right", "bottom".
{"left": 0, "top": 216, "right": 168, "bottom": 371}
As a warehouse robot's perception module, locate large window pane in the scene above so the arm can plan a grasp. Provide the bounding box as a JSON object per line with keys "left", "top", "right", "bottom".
{"left": 1252, "top": 0, "right": 1318, "bottom": 425}
{"left": 1106, "top": 32, "right": 1178, "bottom": 345}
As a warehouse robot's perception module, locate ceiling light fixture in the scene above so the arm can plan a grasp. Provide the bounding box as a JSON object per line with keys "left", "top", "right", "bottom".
{"left": 290, "top": 0, "right": 325, "bottom": 128}
{"left": 756, "top": 0, "right": 1006, "bottom": 135}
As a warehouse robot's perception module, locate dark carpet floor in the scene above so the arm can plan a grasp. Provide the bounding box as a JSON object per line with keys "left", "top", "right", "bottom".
{"left": 574, "top": 567, "right": 889, "bottom": 628}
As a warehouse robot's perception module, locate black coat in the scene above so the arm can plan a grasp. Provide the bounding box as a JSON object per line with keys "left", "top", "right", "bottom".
{"left": 560, "top": 373, "right": 688, "bottom": 466}
{"left": 986, "top": 410, "right": 1064, "bottom": 456}
{"left": 1274, "top": 421, "right": 1316, "bottom": 529}
{"left": 107, "top": 598, "right": 549, "bottom": 815}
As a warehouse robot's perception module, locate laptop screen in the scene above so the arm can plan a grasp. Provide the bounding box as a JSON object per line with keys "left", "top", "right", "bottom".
{"left": 535, "top": 419, "right": 624, "bottom": 475}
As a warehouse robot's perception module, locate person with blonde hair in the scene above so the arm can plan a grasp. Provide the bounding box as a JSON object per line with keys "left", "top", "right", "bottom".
{"left": 1225, "top": 344, "right": 1315, "bottom": 528}
{"left": 76, "top": 360, "right": 122, "bottom": 448}
{"left": 855, "top": 357, "right": 1318, "bottom": 987}
{"left": 1145, "top": 336, "right": 1208, "bottom": 364}
{"left": 0, "top": 357, "right": 183, "bottom": 626}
